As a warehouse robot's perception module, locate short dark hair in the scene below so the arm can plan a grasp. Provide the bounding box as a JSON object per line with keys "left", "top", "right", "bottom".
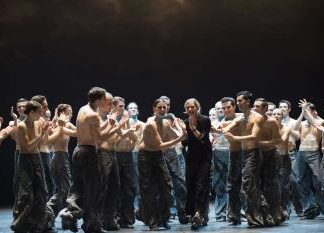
{"left": 255, "top": 98, "right": 268, "bottom": 110}
{"left": 56, "top": 104, "right": 72, "bottom": 116}
{"left": 279, "top": 100, "right": 291, "bottom": 109}
{"left": 113, "top": 96, "right": 125, "bottom": 106}
{"left": 25, "top": 101, "right": 42, "bottom": 115}
{"left": 236, "top": 91, "right": 253, "bottom": 106}
{"left": 221, "top": 97, "right": 235, "bottom": 106}
{"left": 31, "top": 95, "right": 46, "bottom": 104}
{"left": 88, "top": 87, "right": 106, "bottom": 104}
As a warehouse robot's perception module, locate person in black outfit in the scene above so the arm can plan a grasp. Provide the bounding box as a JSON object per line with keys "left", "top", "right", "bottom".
{"left": 183, "top": 98, "right": 212, "bottom": 230}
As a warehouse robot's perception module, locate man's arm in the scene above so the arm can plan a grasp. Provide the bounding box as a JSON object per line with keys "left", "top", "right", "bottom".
{"left": 225, "top": 115, "right": 261, "bottom": 142}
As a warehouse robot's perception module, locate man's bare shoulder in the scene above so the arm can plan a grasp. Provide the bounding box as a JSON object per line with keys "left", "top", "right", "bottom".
{"left": 251, "top": 111, "right": 263, "bottom": 122}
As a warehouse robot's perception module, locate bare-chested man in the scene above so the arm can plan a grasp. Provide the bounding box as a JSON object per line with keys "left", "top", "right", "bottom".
{"left": 216, "top": 97, "right": 243, "bottom": 225}
{"left": 11, "top": 100, "right": 57, "bottom": 233}
{"left": 138, "top": 98, "right": 186, "bottom": 231}
{"left": 96, "top": 92, "right": 129, "bottom": 231}
{"left": 210, "top": 100, "right": 229, "bottom": 222}
{"left": 273, "top": 108, "right": 291, "bottom": 219}
{"left": 31, "top": 95, "right": 56, "bottom": 198}
{"left": 158, "top": 95, "right": 188, "bottom": 224}
{"left": 253, "top": 98, "right": 282, "bottom": 224}
{"left": 279, "top": 100, "right": 303, "bottom": 216}
{"left": 113, "top": 96, "right": 139, "bottom": 228}
{"left": 223, "top": 91, "right": 272, "bottom": 227}
{"left": 46, "top": 104, "right": 77, "bottom": 230}
{"left": 127, "top": 102, "right": 145, "bottom": 216}
{"left": 294, "top": 100, "right": 324, "bottom": 219}
{"left": 67, "top": 87, "right": 119, "bottom": 233}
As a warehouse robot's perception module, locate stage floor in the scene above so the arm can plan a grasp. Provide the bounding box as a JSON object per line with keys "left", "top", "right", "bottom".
{"left": 1, "top": 208, "right": 323, "bottom": 233}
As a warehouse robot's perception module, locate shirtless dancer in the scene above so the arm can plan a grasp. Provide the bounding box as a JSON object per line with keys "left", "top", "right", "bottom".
{"left": 127, "top": 102, "right": 145, "bottom": 215}
{"left": 67, "top": 87, "right": 120, "bottom": 233}
{"left": 31, "top": 95, "right": 55, "bottom": 198}
{"left": 253, "top": 98, "right": 281, "bottom": 224}
{"left": 159, "top": 95, "right": 188, "bottom": 223}
{"left": 279, "top": 100, "right": 303, "bottom": 216}
{"left": 211, "top": 101, "right": 229, "bottom": 222}
{"left": 96, "top": 92, "right": 129, "bottom": 231}
{"left": 216, "top": 97, "right": 243, "bottom": 225}
{"left": 138, "top": 98, "right": 186, "bottom": 230}
{"left": 11, "top": 101, "right": 56, "bottom": 233}
{"left": 294, "top": 100, "right": 324, "bottom": 218}
{"left": 114, "top": 97, "right": 139, "bottom": 228}
{"left": 273, "top": 108, "right": 291, "bottom": 219}
{"left": 223, "top": 91, "right": 273, "bottom": 227}
{"left": 46, "top": 104, "right": 77, "bottom": 230}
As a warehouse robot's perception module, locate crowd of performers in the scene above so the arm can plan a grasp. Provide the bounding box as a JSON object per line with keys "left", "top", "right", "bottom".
{"left": 0, "top": 88, "right": 324, "bottom": 233}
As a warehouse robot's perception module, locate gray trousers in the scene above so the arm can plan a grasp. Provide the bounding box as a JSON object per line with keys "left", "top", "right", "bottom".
{"left": 212, "top": 149, "right": 229, "bottom": 220}
{"left": 297, "top": 150, "right": 324, "bottom": 213}
{"left": 164, "top": 148, "right": 187, "bottom": 213}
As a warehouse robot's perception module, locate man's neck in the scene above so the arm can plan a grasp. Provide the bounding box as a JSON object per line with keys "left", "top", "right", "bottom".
{"left": 130, "top": 115, "right": 138, "bottom": 122}
{"left": 282, "top": 115, "right": 290, "bottom": 123}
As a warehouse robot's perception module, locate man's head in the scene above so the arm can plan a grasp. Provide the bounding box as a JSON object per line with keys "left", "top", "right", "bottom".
{"left": 253, "top": 98, "right": 268, "bottom": 115}
{"left": 215, "top": 101, "right": 224, "bottom": 119}
{"left": 113, "top": 96, "right": 126, "bottom": 116}
{"left": 266, "top": 102, "right": 276, "bottom": 117}
{"left": 31, "top": 95, "right": 48, "bottom": 117}
{"left": 273, "top": 108, "right": 283, "bottom": 122}
{"left": 279, "top": 100, "right": 291, "bottom": 118}
{"left": 209, "top": 108, "right": 217, "bottom": 121}
{"left": 236, "top": 91, "right": 253, "bottom": 112}
{"left": 25, "top": 101, "right": 42, "bottom": 121}
{"left": 87, "top": 87, "right": 107, "bottom": 108}
{"left": 221, "top": 97, "right": 236, "bottom": 117}
{"left": 184, "top": 98, "right": 201, "bottom": 116}
{"left": 16, "top": 98, "right": 28, "bottom": 117}
{"left": 127, "top": 102, "right": 139, "bottom": 117}
{"left": 56, "top": 104, "right": 73, "bottom": 121}
{"left": 159, "top": 96, "right": 170, "bottom": 113}
{"left": 153, "top": 98, "right": 168, "bottom": 117}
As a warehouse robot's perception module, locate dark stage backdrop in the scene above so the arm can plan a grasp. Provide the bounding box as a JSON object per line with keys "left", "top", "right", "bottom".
{"left": 0, "top": 0, "right": 323, "bottom": 206}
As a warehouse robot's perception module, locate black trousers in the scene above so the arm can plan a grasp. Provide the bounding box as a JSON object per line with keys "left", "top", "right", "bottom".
{"left": 11, "top": 153, "right": 52, "bottom": 233}
{"left": 260, "top": 149, "right": 281, "bottom": 223}
{"left": 242, "top": 148, "right": 268, "bottom": 226}
{"left": 138, "top": 150, "right": 173, "bottom": 228}
{"left": 67, "top": 145, "right": 102, "bottom": 232}
{"left": 279, "top": 154, "right": 291, "bottom": 212}
{"left": 226, "top": 150, "right": 243, "bottom": 222}
{"left": 186, "top": 152, "right": 211, "bottom": 222}
{"left": 40, "top": 152, "right": 55, "bottom": 199}
{"left": 47, "top": 152, "right": 71, "bottom": 218}
{"left": 97, "top": 149, "right": 120, "bottom": 227}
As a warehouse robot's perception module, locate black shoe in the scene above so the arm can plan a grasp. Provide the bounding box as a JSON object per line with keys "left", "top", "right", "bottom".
{"left": 191, "top": 212, "right": 202, "bottom": 230}
{"left": 179, "top": 216, "right": 189, "bottom": 224}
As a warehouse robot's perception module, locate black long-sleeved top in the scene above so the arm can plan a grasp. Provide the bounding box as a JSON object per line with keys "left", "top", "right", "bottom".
{"left": 184, "top": 114, "right": 212, "bottom": 158}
